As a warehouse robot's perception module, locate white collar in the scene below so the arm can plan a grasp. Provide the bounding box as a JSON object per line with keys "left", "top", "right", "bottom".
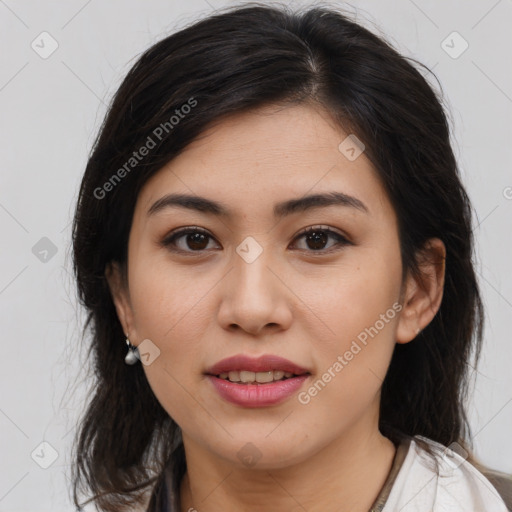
{"left": 382, "top": 436, "right": 509, "bottom": 511}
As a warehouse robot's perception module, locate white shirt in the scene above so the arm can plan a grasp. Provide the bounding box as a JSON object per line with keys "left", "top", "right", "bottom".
{"left": 382, "top": 435, "right": 509, "bottom": 511}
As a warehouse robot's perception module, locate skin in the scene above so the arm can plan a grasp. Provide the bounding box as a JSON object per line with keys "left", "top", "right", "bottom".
{"left": 106, "top": 102, "right": 446, "bottom": 512}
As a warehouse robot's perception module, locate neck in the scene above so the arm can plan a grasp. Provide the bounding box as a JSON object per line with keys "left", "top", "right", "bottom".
{"left": 178, "top": 427, "right": 396, "bottom": 512}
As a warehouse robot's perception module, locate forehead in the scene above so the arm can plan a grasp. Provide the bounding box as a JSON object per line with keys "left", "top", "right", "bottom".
{"left": 136, "top": 103, "right": 393, "bottom": 223}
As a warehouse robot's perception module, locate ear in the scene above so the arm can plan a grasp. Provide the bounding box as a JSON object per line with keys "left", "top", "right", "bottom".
{"left": 105, "top": 261, "right": 138, "bottom": 344}
{"left": 396, "top": 238, "right": 446, "bottom": 344}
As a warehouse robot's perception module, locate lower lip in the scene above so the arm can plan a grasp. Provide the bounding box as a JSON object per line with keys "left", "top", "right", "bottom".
{"left": 207, "top": 375, "right": 310, "bottom": 407}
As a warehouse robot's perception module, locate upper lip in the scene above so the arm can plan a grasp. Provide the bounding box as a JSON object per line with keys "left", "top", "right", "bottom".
{"left": 205, "top": 354, "right": 311, "bottom": 376}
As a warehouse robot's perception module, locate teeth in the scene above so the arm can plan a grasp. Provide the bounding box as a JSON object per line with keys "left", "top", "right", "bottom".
{"left": 269, "top": 370, "right": 284, "bottom": 381}
{"left": 240, "top": 370, "right": 255, "bottom": 383}
{"left": 218, "top": 370, "right": 297, "bottom": 384}
{"left": 228, "top": 371, "right": 241, "bottom": 382}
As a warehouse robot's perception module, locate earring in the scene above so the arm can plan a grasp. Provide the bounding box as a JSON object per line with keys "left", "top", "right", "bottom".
{"left": 124, "top": 338, "right": 139, "bottom": 365}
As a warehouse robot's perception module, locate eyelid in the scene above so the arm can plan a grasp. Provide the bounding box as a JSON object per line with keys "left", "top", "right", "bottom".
{"left": 294, "top": 224, "right": 349, "bottom": 241}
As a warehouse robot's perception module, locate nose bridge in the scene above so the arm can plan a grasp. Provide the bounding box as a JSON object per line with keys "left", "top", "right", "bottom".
{"left": 218, "top": 234, "right": 288, "bottom": 333}
{"left": 233, "top": 234, "right": 275, "bottom": 303}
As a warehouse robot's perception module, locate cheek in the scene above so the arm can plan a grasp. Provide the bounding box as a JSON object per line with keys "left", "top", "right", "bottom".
{"left": 296, "top": 299, "right": 399, "bottom": 433}
{"left": 300, "top": 245, "right": 401, "bottom": 345}
{"left": 128, "top": 254, "right": 213, "bottom": 341}
{"left": 126, "top": 259, "right": 213, "bottom": 415}
{"left": 297, "top": 246, "right": 401, "bottom": 404}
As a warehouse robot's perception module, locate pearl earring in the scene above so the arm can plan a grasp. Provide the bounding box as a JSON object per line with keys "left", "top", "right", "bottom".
{"left": 124, "top": 338, "right": 139, "bottom": 365}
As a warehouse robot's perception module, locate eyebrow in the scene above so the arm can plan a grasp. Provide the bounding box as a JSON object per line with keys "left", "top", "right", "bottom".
{"left": 147, "top": 191, "right": 369, "bottom": 218}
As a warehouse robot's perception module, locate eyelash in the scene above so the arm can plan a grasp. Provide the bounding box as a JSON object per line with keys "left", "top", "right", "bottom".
{"left": 160, "top": 225, "right": 351, "bottom": 255}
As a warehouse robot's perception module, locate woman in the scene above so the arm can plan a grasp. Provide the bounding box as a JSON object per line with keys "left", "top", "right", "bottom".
{"left": 70, "top": 3, "right": 512, "bottom": 511}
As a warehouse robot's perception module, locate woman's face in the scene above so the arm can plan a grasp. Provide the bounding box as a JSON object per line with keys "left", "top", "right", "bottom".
{"left": 108, "top": 103, "right": 439, "bottom": 469}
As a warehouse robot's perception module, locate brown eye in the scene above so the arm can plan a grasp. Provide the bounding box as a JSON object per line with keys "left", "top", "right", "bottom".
{"left": 161, "top": 227, "right": 219, "bottom": 253}
{"left": 292, "top": 226, "right": 351, "bottom": 253}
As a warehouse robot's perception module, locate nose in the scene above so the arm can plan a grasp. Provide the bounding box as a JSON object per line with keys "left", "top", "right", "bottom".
{"left": 217, "top": 243, "right": 293, "bottom": 336}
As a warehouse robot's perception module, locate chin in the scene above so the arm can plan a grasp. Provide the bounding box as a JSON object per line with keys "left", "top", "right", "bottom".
{"left": 205, "top": 433, "right": 316, "bottom": 470}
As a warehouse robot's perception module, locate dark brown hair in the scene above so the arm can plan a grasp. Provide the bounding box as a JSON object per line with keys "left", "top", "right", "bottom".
{"left": 70, "top": 2, "right": 497, "bottom": 510}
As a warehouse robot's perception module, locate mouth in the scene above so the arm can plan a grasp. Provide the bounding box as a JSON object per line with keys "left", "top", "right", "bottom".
{"left": 204, "top": 354, "right": 311, "bottom": 385}
{"left": 214, "top": 369, "right": 308, "bottom": 385}
{"left": 204, "top": 355, "right": 311, "bottom": 407}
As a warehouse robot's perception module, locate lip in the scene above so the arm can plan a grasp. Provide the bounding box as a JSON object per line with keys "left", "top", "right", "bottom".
{"left": 205, "top": 354, "right": 310, "bottom": 376}
{"left": 206, "top": 374, "right": 310, "bottom": 408}
{"left": 204, "top": 354, "right": 311, "bottom": 408}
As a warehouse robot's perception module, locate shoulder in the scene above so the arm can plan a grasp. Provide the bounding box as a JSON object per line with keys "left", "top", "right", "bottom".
{"left": 382, "top": 435, "right": 511, "bottom": 511}
{"left": 482, "top": 470, "right": 512, "bottom": 512}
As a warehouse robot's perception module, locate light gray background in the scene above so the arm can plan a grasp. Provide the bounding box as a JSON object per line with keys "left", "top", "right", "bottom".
{"left": 0, "top": 0, "right": 511, "bottom": 510}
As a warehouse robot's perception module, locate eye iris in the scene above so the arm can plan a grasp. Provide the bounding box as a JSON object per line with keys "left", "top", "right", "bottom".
{"left": 187, "top": 232, "right": 208, "bottom": 250}
{"left": 306, "top": 230, "right": 328, "bottom": 250}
